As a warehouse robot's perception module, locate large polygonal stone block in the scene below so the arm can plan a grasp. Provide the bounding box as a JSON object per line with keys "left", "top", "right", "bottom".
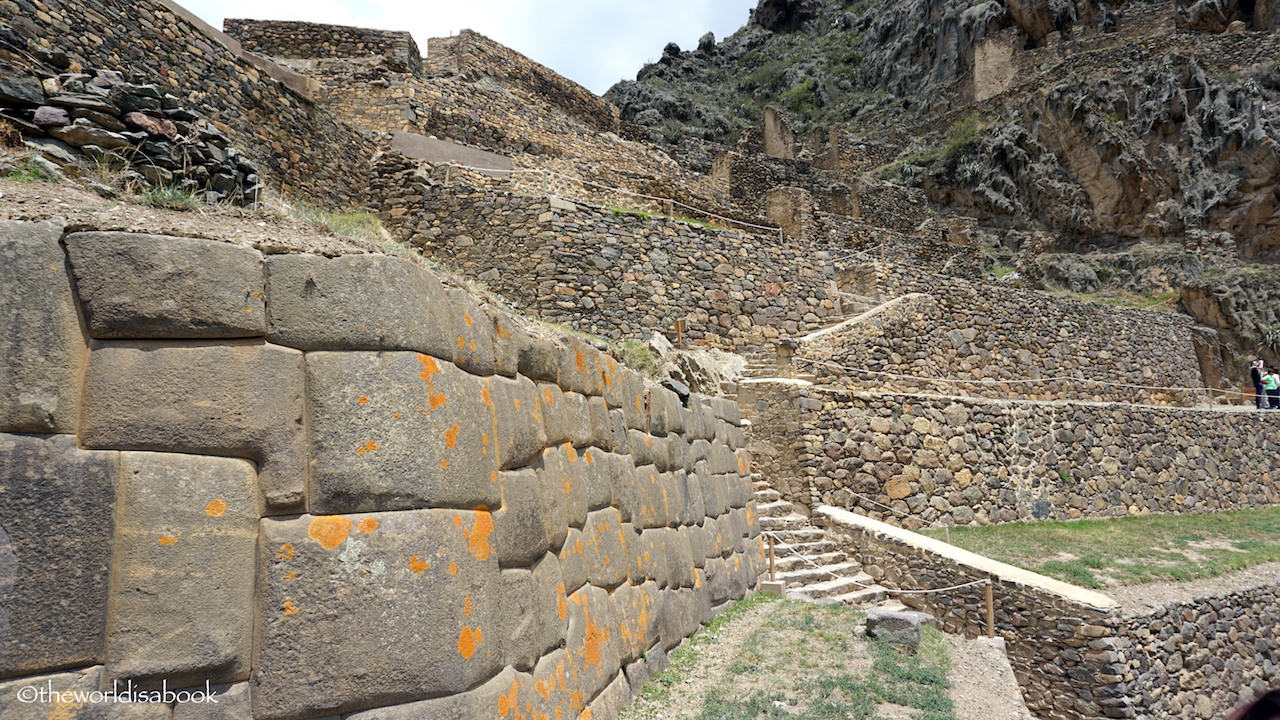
{"left": 648, "top": 386, "right": 683, "bottom": 436}
{"left": 614, "top": 372, "right": 649, "bottom": 431}
{"left": 564, "top": 584, "right": 621, "bottom": 706}
{"left": 106, "top": 452, "right": 258, "bottom": 686}
{"left": 0, "top": 666, "right": 170, "bottom": 719}
{"left": 0, "top": 219, "right": 83, "bottom": 433}
{"left": 557, "top": 338, "right": 605, "bottom": 397}
{"left": 66, "top": 232, "right": 266, "bottom": 339}
{"left": 629, "top": 528, "right": 668, "bottom": 587}
{"left": 665, "top": 529, "right": 696, "bottom": 588}
{"left": 172, "top": 681, "right": 251, "bottom": 720}
{"left": 486, "top": 374, "right": 545, "bottom": 470}
{"left": 582, "top": 507, "right": 628, "bottom": 589}
{"left": 535, "top": 382, "right": 570, "bottom": 445}
{"left": 558, "top": 527, "right": 588, "bottom": 596}
{"left": 613, "top": 580, "right": 661, "bottom": 665}
{"left": 583, "top": 673, "right": 632, "bottom": 720}
{"left": 253, "top": 509, "right": 502, "bottom": 720}
{"left": 698, "top": 467, "right": 728, "bottom": 519}
{"left": 498, "top": 554, "right": 565, "bottom": 671}
{"left": 0, "top": 434, "right": 115, "bottom": 677}
{"left": 532, "top": 649, "right": 584, "bottom": 719}
{"left": 587, "top": 396, "right": 612, "bottom": 449}
{"left": 344, "top": 666, "right": 529, "bottom": 720}
{"left": 604, "top": 408, "right": 630, "bottom": 454}
{"left": 542, "top": 443, "right": 589, "bottom": 528}
{"left": 674, "top": 471, "right": 706, "bottom": 525}
{"left": 632, "top": 467, "right": 670, "bottom": 530}
{"left": 446, "top": 289, "right": 498, "bottom": 376}
{"left": 493, "top": 468, "right": 555, "bottom": 567}
{"left": 264, "top": 253, "right": 452, "bottom": 359}
{"left": 515, "top": 327, "right": 562, "bottom": 384}
{"left": 488, "top": 310, "right": 520, "bottom": 378}
{"left": 627, "top": 430, "right": 667, "bottom": 470}
{"left": 561, "top": 391, "right": 592, "bottom": 448}
{"left": 686, "top": 523, "right": 713, "bottom": 568}
{"left": 306, "top": 352, "right": 500, "bottom": 514}
{"left": 580, "top": 448, "right": 614, "bottom": 512}
{"left": 79, "top": 341, "right": 306, "bottom": 512}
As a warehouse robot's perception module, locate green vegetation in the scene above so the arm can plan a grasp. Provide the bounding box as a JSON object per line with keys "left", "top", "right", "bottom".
{"left": 607, "top": 205, "right": 719, "bottom": 230}
{"left": 280, "top": 203, "right": 393, "bottom": 245}
{"left": 900, "top": 116, "right": 988, "bottom": 171}
{"left": 140, "top": 183, "right": 202, "bottom": 210}
{"left": 6, "top": 159, "right": 61, "bottom": 184}
{"left": 990, "top": 265, "right": 1017, "bottom": 279}
{"left": 1261, "top": 323, "right": 1280, "bottom": 350}
{"left": 922, "top": 506, "right": 1280, "bottom": 588}
{"left": 620, "top": 339, "right": 661, "bottom": 379}
{"left": 1049, "top": 288, "right": 1180, "bottom": 312}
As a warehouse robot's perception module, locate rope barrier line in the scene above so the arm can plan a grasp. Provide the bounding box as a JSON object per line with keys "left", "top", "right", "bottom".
{"left": 441, "top": 161, "right": 784, "bottom": 235}
{"left": 840, "top": 490, "right": 948, "bottom": 531}
{"left": 796, "top": 357, "right": 1258, "bottom": 403}
{"left": 761, "top": 530, "right": 991, "bottom": 595}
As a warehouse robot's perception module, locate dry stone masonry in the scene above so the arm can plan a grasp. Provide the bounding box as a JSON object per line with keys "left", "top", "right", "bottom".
{"left": 0, "top": 219, "right": 763, "bottom": 720}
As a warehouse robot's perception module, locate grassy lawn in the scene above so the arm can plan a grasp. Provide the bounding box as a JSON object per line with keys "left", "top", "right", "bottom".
{"left": 625, "top": 597, "right": 955, "bottom": 720}
{"left": 921, "top": 506, "right": 1280, "bottom": 589}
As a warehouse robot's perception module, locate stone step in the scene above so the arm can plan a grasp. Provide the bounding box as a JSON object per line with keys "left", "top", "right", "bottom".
{"left": 767, "top": 527, "right": 826, "bottom": 543}
{"left": 841, "top": 292, "right": 880, "bottom": 305}
{"left": 754, "top": 488, "right": 781, "bottom": 503}
{"left": 772, "top": 551, "right": 846, "bottom": 573}
{"left": 758, "top": 513, "right": 808, "bottom": 531}
{"left": 826, "top": 585, "right": 891, "bottom": 607}
{"left": 755, "top": 500, "right": 794, "bottom": 517}
{"left": 777, "top": 561, "right": 863, "bottom": 587}
{"left": 791, "top": 572, "right": 878, "bottom": 599}
{"left": 771, "top": 538, "right": 838, "bottom": 556}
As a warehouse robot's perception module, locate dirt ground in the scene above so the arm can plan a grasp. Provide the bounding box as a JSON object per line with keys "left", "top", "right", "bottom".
{"left": 1105, "top": 560, "right": 1280, "bottom": 615}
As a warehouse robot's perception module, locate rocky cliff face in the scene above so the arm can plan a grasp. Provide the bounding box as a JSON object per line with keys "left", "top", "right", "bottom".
{"left": 610, "top": 0, "right": 1280, "bottom": 387}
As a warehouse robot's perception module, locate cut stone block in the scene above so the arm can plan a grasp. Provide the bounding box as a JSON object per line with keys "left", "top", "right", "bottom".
{"left": 265, "top": 253, "right": 453, "bottom": 359}
{"left": 866, "top": 609, "right": 922, "bottom": 651}
{"left": 0, "top": 666, "right": 171, "bottom": 719}
{"left": 106, "top": 452, "right": 258, "bottom": 686}
{"left": 582, "top": 507, "right": 628, "bottom": 589}
{"left": 587, "top": 395, "right": 612, "bottom": 449}
{"left": 515, "top": 326, "right": 562, "bottom": 384}
{"left": 486, "top": 374, "right": 545, "bottom": 470}
{"left": 343, "top": 665, "right": 528, "bottom": 720}
{"left": 0, "top": 434, "right": 115, "bottom": 677}
{"left": 488, "top": 310, "right": 520, "bottom": 378}
{"left": 493, "top": 468, "right": 555, "bottom": 567}
{"left": 535, "top": 382, "right": 569, "bottom": 445}
{"left": 583, "top": 672, "right": 632, "bottom": 720}
{"left": 79, "top": 341, "right": 306, "bottom": 512}
{"left": 579, "top": 448, "right": 614, "bottom": 512}
{"left": 306, "top": 352, "right": 500, "bottom": 514}
{"left": 254, "top": 509, "right": 501, "bottom": 720}
{"left": 446, "top": 288, "right": 498, "bottom": 376}
{"left": 557, "top": 337, "right": 605, "bottom": 397}
{"left": 66, "top": 232, "right": 266, "bottom": 339}
{"left": 613, "top": 580, "right": 660, "bottom": 664}
{"left": 542, "top": 443, "right": 588, "bottom": 528}
{"left": 561, "top": 391, "right": 592, "bottom": 447}
{"left": 532, "top": 649, "right": 584, "bottom": 719}
{"left": 497, "top": 555, "right": 564, "bottom": 671}
{"left": 564, "top": 584, "right": 621, "bottom": 706}
{"left": 0, "top": 219, "right": 83, "bottom": 433}
{"left": 558, "top": 527, "right": 588, "bottom": 596}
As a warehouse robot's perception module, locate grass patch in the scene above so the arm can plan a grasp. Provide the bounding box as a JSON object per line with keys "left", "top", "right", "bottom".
{"left": 1050, "top": 288, "right": 1180, "bottom": 312}
{"left": 620, "top": 339, "right": 661, "bottom": 379}
{"left": 922, "top": 506, "right": 1280, "bottom": 588}
{"left": 990, "top": 265, "right": 1017, "bottom": 279}
{"left": 607, "top": 205, "right": 719, "bottom": 230}
{"left": 140, "top": 183, "right": 202, "bottom": 210}
{"left": 6, "top": 159, "right": 61, "bottom": 184}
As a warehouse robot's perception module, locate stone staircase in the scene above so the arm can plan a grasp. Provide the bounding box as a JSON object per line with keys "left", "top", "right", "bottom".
{"left": 753, "top": 476, "right": 891, "bottom": 606}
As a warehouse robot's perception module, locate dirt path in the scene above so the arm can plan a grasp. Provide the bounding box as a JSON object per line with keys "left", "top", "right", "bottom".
{"left": 1105, "top": 560, "right": 1280, "bottom": 615}
{"left": 945, "top": 635, "right": 1033, "bottom": 720}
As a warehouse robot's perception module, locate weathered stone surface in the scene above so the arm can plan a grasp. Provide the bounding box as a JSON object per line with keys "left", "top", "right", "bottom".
{"left": 66, "top": 232, "right": 266, "bottom": 339}
{"left": 0, "top": 434, "right": 115, "bottom": 677}
{"left": 0, "top": 61, "right": 45, "bottom": 105}
{"left": 535, "top": 381, "right": 570, "bottom": 444}
{"left": 79, "top": 341, "right": 306, "bottom": 512}
{"left": 614, "top": 580, "right": 661, "bottom": 664}
{"left": 122, "top": 111, "right": 177, "bottom": 138}
{"left": 486, "top": 374, "right": 546, "bottom": 469}
{"left": 0, "top": 666, "right": 171, "bottom": 719}
{"left": 172, "top": 682, "right": 251, "bottom": 720}
{"left": 265, "top": 254, "right": 452, "bottom": 358}
{"left": 498, "top": 555, "right": 565, "bottom": 671}
{"left": 561, "top": 391, "right": 593, "bottom": 447}
{"left": 866, "top": 609, "right": 922, "bottom": 651}
{"left": 49, "top": 120, "right": 132, "bottom": 148}
{"left": 343, "top": 665, "right": 527, "bottom": 720}
{"left": 492, "top": 468, "right": 555, "bottom": 567}
{"left": 306, "top": 352, "right": 500, "bottom": 514}
{"left": 488, "top": 310, "right": 520, "bottom": 378}
{"left": 254, "top": 509, "right": 501, "bottom": 719}
{"left": 559, "top": 527, "right": 589, "bottom": 595}
{"left": 447, "top": 288, "right": 498, "bottom": 376}
{"left": 32, "top": 105, "right": 70, "bottom": 126}
{"left": 582, "top": 673, "right": 632, "bottom": 720}
{"left": 565, "top": 584, "right": 621, "bottom": 705}
{"left": 543, "top": 442, "right": 589, "bottom": 528}
{"left": 0, "top": 219, "right": 83, "bottom": 434}
{"left": 582, "top": 507, "right": 629, "bottom": 589}
{"left": 106, "top": 452, "right": 258, "bottom": 686}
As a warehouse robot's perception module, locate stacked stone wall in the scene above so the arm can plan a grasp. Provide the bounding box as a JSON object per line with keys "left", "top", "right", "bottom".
{"left": 426, "top": 30, "right": 619, "bottom": 132}
{"left": 224, "top": 19, "right": 423, "bottom": 74}
{"left": 0, "top": 218, "right": 762, "bottom": 720}
{"left": 811, "top": 213, "right": 986, "bottom": 280}
{"left": 802, "top": 262, "right": 1205, "bottom": 406}
{"left": 744, "top": 383, "right": 1280, "bottom": 520}
{"left": 2, "top": 0, "right": 375, "bottom": 206}
{"left": 366, "top": 162, "right": 843, "bottom": 351}
{"left": 816, "top": 507, "right": 1280, "bottom": 720}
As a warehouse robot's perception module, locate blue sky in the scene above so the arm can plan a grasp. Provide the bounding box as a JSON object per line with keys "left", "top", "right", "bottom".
{"left": 183, "top": 0, "right": 758, "bottom": 95}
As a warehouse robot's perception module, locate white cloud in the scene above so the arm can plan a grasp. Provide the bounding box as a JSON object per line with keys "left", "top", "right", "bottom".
{"left": 183, "top": 0, "right": 756, "bottom": 94}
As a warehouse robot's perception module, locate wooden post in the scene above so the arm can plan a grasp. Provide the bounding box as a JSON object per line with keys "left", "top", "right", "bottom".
{"left": 674, "top": 318, "right": 685, "bottom": 344}
{"left": 768, "top": 535, "right": 776, "bottom": 582}
{"left": 985, "top": 582, "right": 995, "bottom": 638}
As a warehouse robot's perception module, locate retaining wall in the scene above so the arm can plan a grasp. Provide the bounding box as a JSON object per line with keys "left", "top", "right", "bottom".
{"left": 0, "top": 218, "right": 763, "bottom": 720}
{"left": 804, "top": 262, "right": 1206, "bottom": 406}
{"left": 224, "top": 19, "right": 423, "bottom": 74}
{"left": 742, "top": 383, "right": 1280, "bottom": 521}
{"left": 815, "top": 507, "right": 1280, "bottom": 720}
{"left": 366, "top": 163, "right": 845, "bottom": 351}
{"left": 3, "top": 0, "right": 374, "bottom": 206}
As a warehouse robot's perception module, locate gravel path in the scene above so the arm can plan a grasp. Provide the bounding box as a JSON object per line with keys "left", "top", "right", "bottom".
{"left": 1105, "top": 560, "right": 1280, "bottom": 615}
{"left": 946, "top": 635, "right": 1033, "bottom": 720}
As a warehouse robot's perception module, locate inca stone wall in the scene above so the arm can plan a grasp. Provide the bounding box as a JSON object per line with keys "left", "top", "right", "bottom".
{"left": 366, "top": 162, "right": 845, "bottom": 351}
{"left": 802, "top": 262, "right": 1206, "bottom": 406}
{"left": 742, "top": 382, "right": 1280, "bottom": 520}
{"left": 0, "top": 219, "right": 763, "bottom": 720}
{"left": 2, "top": 0, "right": 375, "bottom": 206}
{"left": 224, "top": 19, "right": 423, "bottom": 74}
{"left": 816, "top": 507, "right": 1280, "bottom": 720}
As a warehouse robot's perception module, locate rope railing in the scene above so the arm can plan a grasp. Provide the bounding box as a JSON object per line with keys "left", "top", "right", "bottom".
{"left": 440, "top": 161, "right": 786, "bottom": 237}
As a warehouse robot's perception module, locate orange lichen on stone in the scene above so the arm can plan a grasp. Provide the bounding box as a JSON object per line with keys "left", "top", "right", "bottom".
{"left": 557, "top": 584, "right": 568, "bottom": 620}
{"left": 483, "top": 433, "right": 490, "bottom": 447}
{"left": 417, "top": 353, "right": 440, "bottom": 380}
{"left": 441, "top": 459, "right": 449, "bottom": 470}
{"left": 575, "top": 350, "right": 585, "bottom": 374}
{"left": 497, "top": 676, "right": 520, "bottom": 717}
{"left": 463, "top": 509, "right": 495, "bottom": 561}
{"left": 356, "top": 440, "right": 379, "bottom": 455}
{"left": 513, "top": 397, "right": 522, "bottom": 412}
{"left": 392, "top": 413, "right": 402, "bottom": 419}
{"left": 564, "top": 443, "right": 577, "bottom": 462}
{"left": 465, "top": 312, "right": 474, "bottom": 327}
{"left": 535, "top": 679, "right": 552, "bottom": 701}
{"left": 450, "top": 562, "right": 459, "bottom": 575}
{"left": 445, "top": 423, "right": 460, "bottom": 448}
{"left": 458, "top": 626, "right": 480, "bottom": 659}
{"left": 409, "top": 556, "right": 429, "bottom": 573}
{"left": 284, "top": 570, "right": 299, "bottom": 581}
{"left": 357, "top": 396, "right": 369, "bottom": 404}
{"left": 308, "top": 516, "right": 353, "bottom": 550}
{"left": 544, "top": 387, "right": 555, "bottom": 405}
{"left": 282, "top": 599, "right": 300, "bottom": 616}
{"left": 482, "top": 385, "right": 494, "bottom": 407}
{"left": 158, "top": 534, "right": 179, "bottom": 546}
{"left": 464, "top": 596, "right": 473, "bottom": 616}
{"left": 429, "top": 392, "right": 448, "bottom": 410}
{"left": 204, "top": 498, "right": 228, "bottom": 517}
{"left": 276, "top": 543, "right": 295, "bottom": 560}
{"left": 357, "top": 517, "right": 379, "bottom": 533}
